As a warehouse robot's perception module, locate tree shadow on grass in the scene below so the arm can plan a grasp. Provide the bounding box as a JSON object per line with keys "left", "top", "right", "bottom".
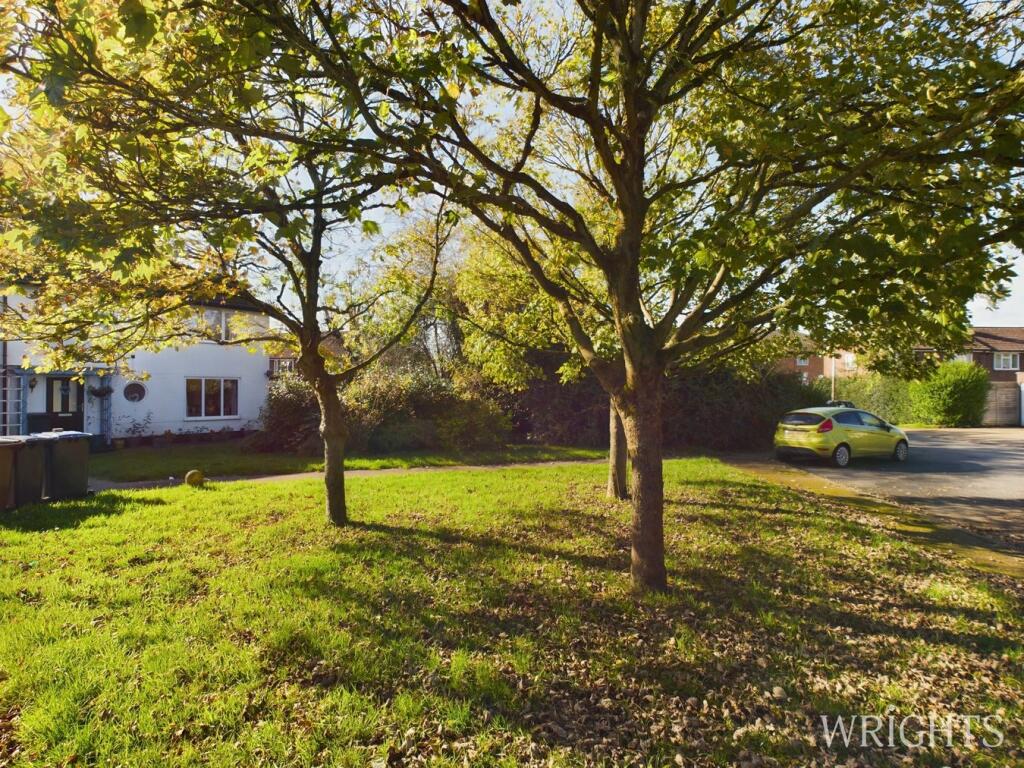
{"left": 265, "top": 492, "right": 1021, "bottom": 765}
{"left": 0, "top": 491, "right": 166, "bottom": 532}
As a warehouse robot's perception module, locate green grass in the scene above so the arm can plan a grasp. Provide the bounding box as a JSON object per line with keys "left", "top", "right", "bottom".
{"left": 1, "top": 459, "right": 1021, "bottom": 766}
{"left": 89, "top": 441, "right": 604, "bottom": 482}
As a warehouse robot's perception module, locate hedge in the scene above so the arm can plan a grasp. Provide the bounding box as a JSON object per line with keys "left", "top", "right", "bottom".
{"left": 908, "top": 361, "right": 990, "bottom": 427}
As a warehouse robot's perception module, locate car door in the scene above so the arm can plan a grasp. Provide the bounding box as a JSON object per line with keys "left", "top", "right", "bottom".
{"left": 831, "top": 411, "right": 868, "bottom": 454}
{"left": 857, "top": 411, "right": 894, "bottom": 455}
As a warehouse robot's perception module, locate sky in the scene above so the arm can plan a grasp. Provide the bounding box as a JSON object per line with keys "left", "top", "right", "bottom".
{"left": 968, "top": 250, "right": 1024, "bottom": 327}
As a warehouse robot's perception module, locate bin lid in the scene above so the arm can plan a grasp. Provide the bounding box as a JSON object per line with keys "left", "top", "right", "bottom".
{"left": 0, "top": 437, "right": 22, "bottom": 447}
{"left": 1, "top": 435, "right": 43, "bottom": 445}
{"left": 31, "top": 430, "right": 93, "bottom": 440}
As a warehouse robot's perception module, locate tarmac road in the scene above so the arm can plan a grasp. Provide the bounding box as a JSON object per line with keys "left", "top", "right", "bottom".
{"left": 796, "top": 428, "right": 1024, "bottom": 549}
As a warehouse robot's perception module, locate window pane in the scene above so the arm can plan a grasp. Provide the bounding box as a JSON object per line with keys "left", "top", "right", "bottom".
{"left": 223, "top": 379, "right": 238, "bottom": 416}
{"left": 860, "top": 412, "right": 885, "bottom": 428}
{"left": 781, "top": 412, "right": 823, "bottom": 426}
{"left": 204, "top": 378, "right": 221, "bottom": 417}
{"left": 186, "top": 379, "right": 202, "bottom": 417}
{"left": 834, "top": 411, "right": 862, "bottom": 425}
{"left": 202, "top": 309, "right": 223, "bottom": 341}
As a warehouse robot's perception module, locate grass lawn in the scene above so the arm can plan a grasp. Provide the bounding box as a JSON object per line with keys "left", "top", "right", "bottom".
{"left": 88, "top": 441, "right": 604, "bottom": 482}
{"left": 1, "top": 459, "right": 1022, "bottom": 766}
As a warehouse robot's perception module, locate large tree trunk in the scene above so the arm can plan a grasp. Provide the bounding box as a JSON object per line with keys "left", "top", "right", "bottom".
{"left": 617, "top": 371, "right": 666, "bottom": 592}
{"left": 607, "top": 397, "right": 628, "bottom": 500}
{"left": 313, "top": 376, "right": 348, "bottom": 527}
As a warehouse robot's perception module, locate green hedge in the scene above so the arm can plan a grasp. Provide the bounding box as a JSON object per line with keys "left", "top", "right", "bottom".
{"left": 814, "top": 373, "right": 916, "bottom": 424}
{"left": 909, "top": 361, "right": 990, "bottom": 427}
{"left": 814, "top": 363, "right": 991, "bottom": 427}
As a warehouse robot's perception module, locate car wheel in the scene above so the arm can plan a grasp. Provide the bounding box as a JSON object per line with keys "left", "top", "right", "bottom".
{"left": 893, "top": 440, "right": 909, "bottom": 463}
{"left": 832, "top": 444, "right": 851, "bottom": 468}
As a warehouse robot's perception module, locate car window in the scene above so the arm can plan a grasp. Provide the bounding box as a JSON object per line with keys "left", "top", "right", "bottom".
{"left": 833, "top": 411, "right": 862, "bottom": 426}
{"left": 781, "top": 412, "right": 824, "bottom": 426}
{"left": 858, "top": 412, "right": 886, "bottom": 428}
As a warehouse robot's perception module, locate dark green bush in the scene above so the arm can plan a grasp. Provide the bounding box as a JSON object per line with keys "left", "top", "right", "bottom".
{"left": 435, "top": 397, "right": 511, "bottom": 450}
{"left": 247, "top": 373, "right": 320, "bottom": 453}
{"left": 909, "top": 361, "right": 990, "bottom": 427}
{"left": 513, "top": 368, "right": 826, "bottom": 451}
{"left": 662, "top": 370, "right": 827, "bottom": 450}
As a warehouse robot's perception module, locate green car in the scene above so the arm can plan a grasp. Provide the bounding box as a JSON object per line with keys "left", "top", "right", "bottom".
{"left": 774, "top": 407, "right": 909, "bottom": 468}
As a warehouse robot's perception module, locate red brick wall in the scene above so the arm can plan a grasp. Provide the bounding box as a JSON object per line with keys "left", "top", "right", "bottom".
{"left": 972, "top": 351, "right": 1023, "bottom": 382}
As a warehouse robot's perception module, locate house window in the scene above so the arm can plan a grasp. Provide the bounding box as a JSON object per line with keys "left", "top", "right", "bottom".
{"left": 270, "top": 358, "right": 296, "bottom": 376}
{"left": 953, "top": 353, "right": 973, "bottom": 364}
{"left": 796, "top": 356, "right": 810, "bottom": 367}
{"left": 186, "top": 377, "right": 239, "bottom": 418}
{"left": 993, "top": 352, "right": 1020, "bottom": 371}
{"left": 199, "top": 309, "right": 233, "bottom": 342}
{"left": 843, "top": 353, "right": 857, "bottom": 371}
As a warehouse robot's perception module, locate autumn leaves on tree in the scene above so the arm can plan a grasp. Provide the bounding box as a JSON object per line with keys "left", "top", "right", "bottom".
{"left": 2, "top": 0, "right": 1022, "bottom": 589}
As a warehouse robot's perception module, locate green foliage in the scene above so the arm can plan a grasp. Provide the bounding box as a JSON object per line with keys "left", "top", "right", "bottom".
{"left": 662, "top": 372, "right": 828, "bottom": 451}
{"left": 813, "top": 373, "right": 917, "bottom": 424}
{"left": 346, "top": 368, "right": 510, "bottom": 453}
{"left": 515, "top": 369, "right": 826, "bottom": 451}
{"left": 252, "top": 369, "right": 510, "bottom": 454}
{"left": 909, "top": 362, "right": 991, "bottom": 427}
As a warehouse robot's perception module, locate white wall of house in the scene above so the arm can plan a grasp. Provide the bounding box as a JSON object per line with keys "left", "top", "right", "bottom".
{"left": 111, "top": 340, "right": 268, "bottom": 438}
{"left": 2, "top": 292, "right": 272, "bottom": 439}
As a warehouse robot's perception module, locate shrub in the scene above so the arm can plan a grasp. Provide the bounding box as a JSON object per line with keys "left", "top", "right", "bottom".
{"left": 247, "top": 373, "right": 319, "bottom": 453}
{"left": 909, "top": 361, "right": 990, "bottom": 427}
{"left": 662, "top": 370, "right": 827, "bottom": 451}
{"left": 513, "top": 368, "right": 826, "bottom": 451}
{"left": 435, "top": 397, "right": 511, "bottom": 451}
{"left": 817, "top": 373, "right": 915, "bottom": 424}
{"left": 252, "top": 367, "right": 511, "bottom": 455}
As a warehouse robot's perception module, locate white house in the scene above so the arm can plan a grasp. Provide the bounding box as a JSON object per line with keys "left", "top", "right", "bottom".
{"left": 1, "top": 295, "right": 283, "bottom": 446}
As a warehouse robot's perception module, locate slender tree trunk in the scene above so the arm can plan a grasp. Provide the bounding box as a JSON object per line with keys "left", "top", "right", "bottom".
{"left": 618, "top": 371, "right": 667, "bottom": 592}
{"left": 607, "top": 397, "right": 628, "bottom": 500}
{"left": 313, "top": 376, "right": 348, "bottom": 526}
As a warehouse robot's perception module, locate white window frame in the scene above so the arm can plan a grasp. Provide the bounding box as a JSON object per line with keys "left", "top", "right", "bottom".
{"left": 993, "top": 352, "right": 1020, "bottom": 371}
{"left": 270, "top": 357, "right": 296, "bottom": 375}
{"left": 842, "top": 352, "right": 857, "bottom": 371}
{"left": 953, "top": 352, "right": 974, "bottom": 364}
{"left": 198, "top": 309, "right": 232, "bottom": 343}
{"left": 796, "top": 356, "right": 810, "bottom": 367}
{"left": 185, "top": 377, "right": 240, "bottom": 420}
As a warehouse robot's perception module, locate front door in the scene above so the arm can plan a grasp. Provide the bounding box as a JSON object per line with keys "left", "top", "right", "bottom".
{"left": 45, "top": 376, "right": 84, "bottom": 431}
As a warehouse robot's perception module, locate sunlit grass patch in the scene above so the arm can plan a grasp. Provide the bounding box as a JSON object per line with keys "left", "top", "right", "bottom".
{"left": 1, "top": 458, "right": 1020, "bottom": 766}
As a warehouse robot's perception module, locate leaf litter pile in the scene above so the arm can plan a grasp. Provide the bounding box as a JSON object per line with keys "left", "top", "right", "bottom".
{"left": 0, "top": 459, "right": 1020, "bottom": 766}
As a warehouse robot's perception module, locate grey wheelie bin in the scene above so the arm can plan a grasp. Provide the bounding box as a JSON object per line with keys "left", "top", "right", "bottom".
{"left": 0, "top": 437, "right": 17, "bottom": 509}
{"left": 13, "top": 435, "right": 45, "bottom": 507}
{"left": 33, "top": 430, "right": 92, "bottom": 500}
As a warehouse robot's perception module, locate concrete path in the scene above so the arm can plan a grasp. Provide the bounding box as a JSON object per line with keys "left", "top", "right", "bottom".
{"left": 89, "top": 458, "right": 606, "bottom": 492}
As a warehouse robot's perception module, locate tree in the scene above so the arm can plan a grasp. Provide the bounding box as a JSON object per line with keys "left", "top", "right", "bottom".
{"left": 8, "top": 0, "right": 1023, "bottom": 591}
{"left": 252, "top": 0, "right": 1023, "bottom": 590}
{"left": 0, "top": 1, "right": 444, "bottom": 525}
{"left": 454, "top": 227, "right": 631, "bottom": 498}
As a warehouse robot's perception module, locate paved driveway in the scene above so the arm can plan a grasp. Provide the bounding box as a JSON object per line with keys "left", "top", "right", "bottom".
{"left": 796, "top": 428, "right": 1024, "bottom": 548}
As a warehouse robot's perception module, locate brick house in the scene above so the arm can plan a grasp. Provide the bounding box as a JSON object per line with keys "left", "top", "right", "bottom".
{"left": 923, "top": 327, "right": 1024, "bottom": 426}
{"left": 775, "top": 335, "right": 864, "bottom": 385}
{"left": 951, "top": 327, "right": 1024, "bottom": 381}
